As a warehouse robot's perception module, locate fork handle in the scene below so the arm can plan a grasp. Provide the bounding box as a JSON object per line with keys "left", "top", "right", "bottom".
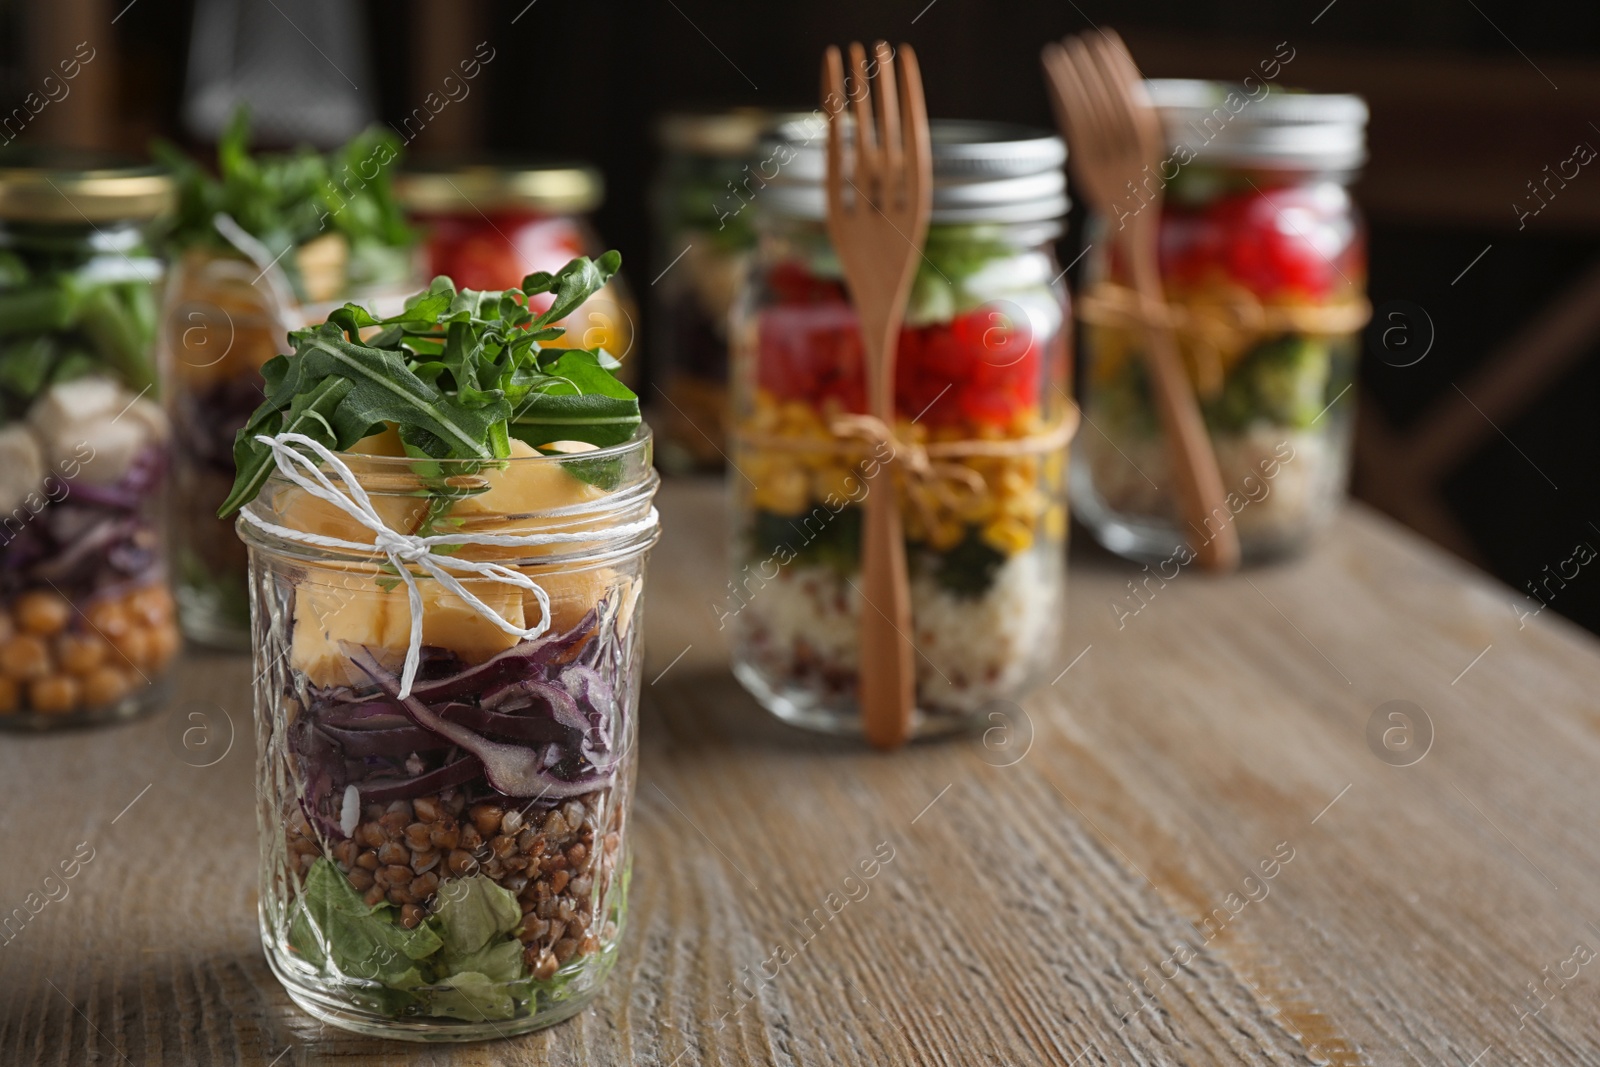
{"left": 859, "top": 453, "right": 915, "bottom": 748}
{"left": 857, "top": 314, "right": 916, "bottom": 750}
{"left": 1128, "top": 250, "right": 1241, "bottom": 572}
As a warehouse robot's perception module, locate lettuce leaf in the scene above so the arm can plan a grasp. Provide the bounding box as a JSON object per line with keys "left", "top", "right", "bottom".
{"left": 427, "top": 970, "right": 517, "bottom": 1021}
{"left": 288, "top": 858, "right": 442, "bottom": 986}
{"left": 431, "top": 873, "right": 523, "bottom": 958}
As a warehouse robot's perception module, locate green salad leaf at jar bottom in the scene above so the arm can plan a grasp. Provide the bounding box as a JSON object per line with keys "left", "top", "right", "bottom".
{"left": 289, "top": 858, "right": 544, "bottom": 1021}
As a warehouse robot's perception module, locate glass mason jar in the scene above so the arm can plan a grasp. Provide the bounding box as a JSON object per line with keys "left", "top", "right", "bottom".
{"left": 242, "top": 429, "right": 659, "bottom": 1040}
{"left": 651, "top": 109, "right": 792, "bottom": 473}
{"left": 0, "top": 156, "right": 179, "bottom": 728}
{"left": 397, "top": 164, "right": 638, "bottom": 386}
{"left": 163, "top": 249, "right": 419, "bottom": 650}
{"left": 1073, "top": 81, "right": 1370, "bottom": 562}
{"left": 727, "top": 120, "right": 1074, "bottom": 738}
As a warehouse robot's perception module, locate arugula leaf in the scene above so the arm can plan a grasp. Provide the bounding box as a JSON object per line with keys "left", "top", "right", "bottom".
{"left": 508, "top": 349, "right": 641, "bottom": 450}
{"left": 154, "top": 106, "right": 415, "bottom": 297}
{"left": 219, "top": 256, "right": 640, "bottom": 517}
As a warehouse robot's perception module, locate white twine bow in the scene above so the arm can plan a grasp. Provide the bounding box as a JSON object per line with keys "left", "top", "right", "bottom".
{"left": 237, "top": 432, "right": 659, "bottom": 698}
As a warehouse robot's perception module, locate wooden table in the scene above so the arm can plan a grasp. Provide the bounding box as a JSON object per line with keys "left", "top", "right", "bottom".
{"left": 4, "top": 479, "right": 1599, "bottom": 1066}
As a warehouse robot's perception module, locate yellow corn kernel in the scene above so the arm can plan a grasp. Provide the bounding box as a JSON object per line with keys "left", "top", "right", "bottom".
{"left": 1001, "top": 489, "right": 1045, "bottom": 521}
{"left": 1044, "top": 503, "right": 1068, "bottom": 542}
{"left": 1043, "top": 449, "right": 1065, "bottom": 489}
{"left": 929, "top": 519, "right": 965, "bottom": 552}
{"left": 812, "top": 463, "right": 861, "bottom": 503}
{"left": 754, "top": 463, "right": 810, "bottom": 515}
{"left": 997, "top": 466, "right": 1034, "bottom": 498}
{"left": 982, "top": 516, "right": 1033, "bottom": 556}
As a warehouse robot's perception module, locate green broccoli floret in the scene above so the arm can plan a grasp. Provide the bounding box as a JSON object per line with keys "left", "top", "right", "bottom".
{"left": 1207, "top": 334, "right": 1331, "bottom": 432}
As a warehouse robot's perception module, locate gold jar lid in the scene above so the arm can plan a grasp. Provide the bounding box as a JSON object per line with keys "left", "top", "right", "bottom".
{"left": 656, "top": 108, "right": 794, "bottom": 158}
{"left": 0, "top": 152, "right": 174, "bottom": 223}
{"left": 396, "top": 163, "right": 603, "bottom": 215}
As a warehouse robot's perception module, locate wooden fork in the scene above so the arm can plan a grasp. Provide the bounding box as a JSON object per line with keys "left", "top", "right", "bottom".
{"left": 1042, "top": 30, "right": 1241, "bottom": 572}
{"left": 822, "top": 41, "right": 932, "bottom": 749}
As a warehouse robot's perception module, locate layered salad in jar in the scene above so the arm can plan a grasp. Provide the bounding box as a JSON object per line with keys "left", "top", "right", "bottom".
{"left": 0, "top": 182, "right": 179, "bottom": 724}
{"left": 730, "top": 222, "right": 1071, "bottom": 730}
{"left": 156, "top": 110, "right": 419, "bottom": 645}
{"left": 1077, "top": 168, "right": 1366, "bottom": 559}
{"left": 227, "top": 253, "right": 654, "bottom": 1035}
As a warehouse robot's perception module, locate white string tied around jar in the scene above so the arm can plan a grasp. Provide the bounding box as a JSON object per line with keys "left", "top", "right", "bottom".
{"left": 237, "top": 432, "right": 660, "bottom": 699}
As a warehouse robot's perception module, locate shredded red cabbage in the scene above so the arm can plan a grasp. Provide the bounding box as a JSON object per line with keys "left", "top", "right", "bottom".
{"left": 290, "top": 601, "right": 620, "bottom": 840}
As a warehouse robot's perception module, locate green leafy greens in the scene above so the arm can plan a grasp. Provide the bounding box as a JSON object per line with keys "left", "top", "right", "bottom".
{"left": 217, "top": 251, "right": 640, "bottom": 517}
{"left": 290, "top": 858, "right": 544, "bottom": 1020}
{"left": 153, "top": 107, "right": 414, "bottom": 297}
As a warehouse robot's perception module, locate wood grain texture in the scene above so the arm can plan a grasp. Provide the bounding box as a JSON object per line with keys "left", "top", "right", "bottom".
{"left": 2, "top": 479, "right": 1598, "bottom": 1065}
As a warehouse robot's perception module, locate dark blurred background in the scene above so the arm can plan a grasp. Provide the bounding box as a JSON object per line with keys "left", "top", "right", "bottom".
{"left": 3, "top": 0, "right": 1598, "bottom": 635}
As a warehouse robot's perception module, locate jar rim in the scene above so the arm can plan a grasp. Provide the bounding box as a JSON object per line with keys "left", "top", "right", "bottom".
{"left": 395, "top": 162, "right": 602, "bottom": 215}
{"left": 0, "top": 151, "right": 174, "bottom": 224}
{"left": 1145, "top": 79, "right": 1368, "bottom": 171}
{"left": 237, "top": 427, "right": 659, "bottom": 567}
{"left": 756, "top": 118, "right": 1069, "bottom": 223}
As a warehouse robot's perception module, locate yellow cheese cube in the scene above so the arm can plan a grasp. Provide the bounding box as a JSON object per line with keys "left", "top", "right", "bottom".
{"left": 289, "top": 570, "right": 407, "bottom": 688}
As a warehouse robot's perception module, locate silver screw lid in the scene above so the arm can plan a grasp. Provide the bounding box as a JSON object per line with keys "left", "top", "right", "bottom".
{"left": 1144, "top": 79, "right": 1369, "bottom": 172}
{"left": 757, "top": 118, "right": 1069, "bottom": 224}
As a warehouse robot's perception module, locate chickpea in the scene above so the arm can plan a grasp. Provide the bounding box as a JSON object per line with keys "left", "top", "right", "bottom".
{"left": 0, "top": 676, "right": 17, "bottom": 714}
{"left": 84, "top": 600, "right": 130, "bottom": 638}
{"left": 15, "top": 591, "right": 71, "bottom": 636}
{"left": 56, "top": 633, "right": 108, "bottom": 675}
{"left": 0, "top": 634, "right": 50, "bottom": 680}
{"left": 128, "top": 585, "right": 174, "bottom": 625}
{"left": 146, "top": 622, "right": 181, "bottom": 669}
{"left": 30, "top": 675, "right": 81, "bottom": 715}
{"left": 111, "top": 628, "right": 151, "bottom": 669}
{"left": 82, "top": 667, "right": 132, "bottom": 709}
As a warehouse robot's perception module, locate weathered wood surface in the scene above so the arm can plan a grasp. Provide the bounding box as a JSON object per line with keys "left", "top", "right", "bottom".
{"left": 3, "top": 478, "right": 1599, "bottom": 1066}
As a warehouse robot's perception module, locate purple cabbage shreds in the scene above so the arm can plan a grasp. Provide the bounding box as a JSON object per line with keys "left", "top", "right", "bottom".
{"left": 351, "top": 648, "right": 612, "bottom": 801}
{"left": 288, "top": 603, "right": 620, "bottom": 833}
{"left": 558, "top": 664, "right": 616, "bottom": 755}
{"left": 316, "top": 722, "right": 454, "bottom": 758}
{"left": 290, "top": 715, "right": 349, "bottom": 841}
{"left": 402, "top": 607, "right": 600, "bottom": 705}
{"left": 358, "top": 754, "right": 483, "bottom": 803}
{"left": 437, "top": 702, "right": 579, "bottom": 746}
{"left": 483, "top": 678, "right": 590, "bottom": 735}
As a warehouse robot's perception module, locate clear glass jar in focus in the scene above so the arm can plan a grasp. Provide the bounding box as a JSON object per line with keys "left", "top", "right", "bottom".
{"left": 162, "top": 251, "right": 419, "bottom": 650}
{"left": 0, "top": 156, "right": 179, "bottom": 728}
{"left": 1073, "top": 81, "right": 1369, "bottom": 563}
{"left": 241, "top": 430, "right": 658, "bottom": 1040}
{"left": 397, "top": 164, "right": 639, "bottom": 386}
{"left": 651, "top": 109, "right": 791, "bottom": 474}
{"left": 727, "top": 120, "right": 1074, "bottom": 739}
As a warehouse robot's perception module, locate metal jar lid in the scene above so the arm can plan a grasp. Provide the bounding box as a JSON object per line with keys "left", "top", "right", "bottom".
{"left": 396, "top": 162, "right": 603, "bottom": 215}
{"left": 1144, "top": 80, "right": 1369, "bottom": 172}
{"left": 657, "top": 108, "right": 802, "bottom": 158}
{"left": 0, "top": 151, "right": 174, "bottom": 224}
{"left": 758, "top": 118, "right": 1068, "bottom": 224}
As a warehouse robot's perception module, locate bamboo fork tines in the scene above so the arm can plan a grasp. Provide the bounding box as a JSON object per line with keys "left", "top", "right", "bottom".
{"left": 1042, "top": 30, "right": 1241, "bottom": 572}
{"left": 821, "top": 41, "right": 932, "bottom": 749}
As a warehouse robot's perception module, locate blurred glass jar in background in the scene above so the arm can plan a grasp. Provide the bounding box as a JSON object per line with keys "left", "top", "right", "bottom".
{"left": 1073, "top": 81, "right": 1369, "bottom": 563}
{"left": 162, "top": 246, "right": 418, "bottom": 651}
{"left": 397, "top": 164, "right": 637, "bottom": 385}
{"left": 651, "top": 109, "right": 789, "bottom": 474}
{"left": 0, "top": 157, "right": 179, "bottom": 727}
{"left": 727, "top": 120, "right": 1075, "bottom": 738}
